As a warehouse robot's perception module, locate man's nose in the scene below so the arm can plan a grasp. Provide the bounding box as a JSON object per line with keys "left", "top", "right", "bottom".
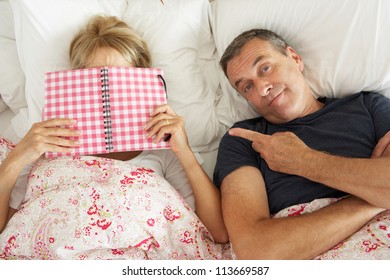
{"left": 254, "top": 80, "right": 272, "bottom": 97}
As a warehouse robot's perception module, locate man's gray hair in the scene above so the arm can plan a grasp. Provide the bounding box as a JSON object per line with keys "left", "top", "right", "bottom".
{"left": 220, "top": 29, "right": 289, "bottom": 77}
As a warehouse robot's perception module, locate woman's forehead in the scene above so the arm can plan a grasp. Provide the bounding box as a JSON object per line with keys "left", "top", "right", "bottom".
{"left": 86, "top": 47, "right": 132, "bottom": 68}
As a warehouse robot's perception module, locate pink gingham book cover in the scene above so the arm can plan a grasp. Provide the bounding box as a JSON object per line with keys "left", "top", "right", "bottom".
{"left": 42, "top": 66, "right": 169, "bottom": 158}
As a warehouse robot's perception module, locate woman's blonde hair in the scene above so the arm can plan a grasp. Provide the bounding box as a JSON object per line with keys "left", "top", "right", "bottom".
{"left": 69, "top": 15, "right": 151, "bottom": 69}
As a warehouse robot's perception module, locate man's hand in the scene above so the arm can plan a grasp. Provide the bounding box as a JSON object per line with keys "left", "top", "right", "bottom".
{"left": 229, "top": 127, "right": 311, "bottom": 175}
{"left": 372, "top": 131, "right": 390, "bottom": 158}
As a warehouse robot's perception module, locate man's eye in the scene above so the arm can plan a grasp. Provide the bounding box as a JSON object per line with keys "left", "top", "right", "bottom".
{"left": 244, "top": 83, "right": 253, "bottom": 92}
{"left": 262, "top": 65, "right": 270, "bottom": 73}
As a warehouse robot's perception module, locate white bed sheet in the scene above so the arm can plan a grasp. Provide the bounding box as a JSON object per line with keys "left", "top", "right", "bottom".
{"left": 0, "top": 108, "right": 15, "bottom": 138}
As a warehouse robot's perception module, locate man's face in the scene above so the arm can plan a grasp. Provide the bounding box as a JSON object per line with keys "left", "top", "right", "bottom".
{"left": 226, "top": 38, "right": 311, "bottom": 124}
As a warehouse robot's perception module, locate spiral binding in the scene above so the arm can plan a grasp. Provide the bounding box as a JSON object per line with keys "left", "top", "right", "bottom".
{"left": 101, "top": 67, "right": 114, "bottom": 151}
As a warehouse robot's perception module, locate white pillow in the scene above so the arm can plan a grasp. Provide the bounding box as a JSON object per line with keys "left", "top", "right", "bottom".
{"left": 10, "top": 0, "right": 221, "bottom": 152}
{"left": 0, "top": 99, "right": 7, "bottom": 113}
{"left": 0, "top": 0, "right": 26, "bottom": 114}
{"left": 0, "top": 0, "right": 14, "bottom": 39}
{"left": 211, "top": 0, "right": 390, "bottom": 125}
{"left": 123, "top": 0, "right": 221, "bottom": 152}
{"left": 9, "top": 0, "right": 127, "bottom": 136}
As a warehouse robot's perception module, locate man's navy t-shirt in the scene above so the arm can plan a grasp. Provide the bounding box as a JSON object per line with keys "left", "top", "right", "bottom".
{"left": 213, "top": 92, "right": 390, "bottom": 214}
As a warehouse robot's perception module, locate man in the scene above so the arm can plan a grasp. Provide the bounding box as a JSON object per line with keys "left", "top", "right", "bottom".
{"left": 213, "top": 29, "right": 390, "bottom": 259}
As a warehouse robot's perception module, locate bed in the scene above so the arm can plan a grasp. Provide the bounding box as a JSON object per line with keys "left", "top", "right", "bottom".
{"left": 0, "top": 0, "right": 390, "bottom": 260}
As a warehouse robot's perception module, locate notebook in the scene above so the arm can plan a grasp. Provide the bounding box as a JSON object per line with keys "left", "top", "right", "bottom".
{"left": 42, "top": 66, "right": 170, "bottom": 158}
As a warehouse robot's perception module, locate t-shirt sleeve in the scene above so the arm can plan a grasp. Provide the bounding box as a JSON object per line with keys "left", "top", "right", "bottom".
{"left": 366, "top": 92, "right": 390, "bottom": 141}
{"left": 213, "top": 122, "right": 261, "bottom": 188}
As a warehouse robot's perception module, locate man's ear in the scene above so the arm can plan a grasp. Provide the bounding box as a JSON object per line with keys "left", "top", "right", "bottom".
{"left": 286, "top": 46, "right": 304, "bottom": 72}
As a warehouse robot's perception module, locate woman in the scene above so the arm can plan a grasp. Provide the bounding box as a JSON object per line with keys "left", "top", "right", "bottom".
{"left": 0, "top": 15, "right": 228, "bottom": 253}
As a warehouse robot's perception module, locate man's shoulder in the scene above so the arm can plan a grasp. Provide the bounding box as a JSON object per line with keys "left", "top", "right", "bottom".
{"left": 345, "top": 91, "right": 390, "bottom": 107}
{"left": 232, "top": 116, "right": 264, "bottom": 129}
{"left": 326, "top": 91, "right": 386, "bottom": 106}
{"left": 360, "top": 91, "right": 389, "bottom": 101}
{"left": 341, "top": 91, "right": 385, "bottom": 100}
{"left": 220, "top": 117, "right": 264, "bottom": 145}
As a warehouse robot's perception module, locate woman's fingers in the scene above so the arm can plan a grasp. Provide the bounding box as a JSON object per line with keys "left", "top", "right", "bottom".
{"left": 31, "top": 118, "right": 79, "bottom": 137}
{"left": 20, "top": 118, "right": 80, "bottom": 157}
{"left": 41, "top": 118, "right": 77, "bottom": 127}
{"left": 146, "top": 117, "right": 177, "bottom": 142}
{"left": 145, "top": 105, "right": 179, "bottom": 140}
{"left": 145, "top": 113, "right": 172, "bottom": 131}
{"left": 149, "top": 104, "right": 176, "bottom": 117}
{"left": 42, "top": 135, "right": 80, "bottom": 148}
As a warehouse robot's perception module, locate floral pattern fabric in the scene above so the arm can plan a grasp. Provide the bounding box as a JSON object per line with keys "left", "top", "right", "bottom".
{"left": 274, "top": 198, "right": 390, "bottom": 259}
{"left": 1, "top": 137, "right": 389, "bottom": 259}
{"left": 0, "top": 138, "right": 231, "bottom": 260}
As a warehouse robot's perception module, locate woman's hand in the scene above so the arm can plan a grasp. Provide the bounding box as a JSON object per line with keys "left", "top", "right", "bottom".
{"left": 145, "top": 104, "right": 190, "bottom": 155}
{"left": 9, "top": 118, "right": 80, "bottom": 167}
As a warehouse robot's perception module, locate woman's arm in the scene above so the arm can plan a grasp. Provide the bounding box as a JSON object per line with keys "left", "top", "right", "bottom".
{"left": 0, "top": 154, "right": 24, "bottom": 233}
{"left": 0, "top": 118, "right": 80, "bottom": 233}
{"left": 146, "top": 105, "right": 228, "bottom": 243}
{"left": 173, "top": 147, "right": 228, "bottom": 243}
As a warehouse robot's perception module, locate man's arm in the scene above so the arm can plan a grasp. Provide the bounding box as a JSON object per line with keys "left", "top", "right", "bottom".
{"left": 222, "top": 166, "right": 384, "bottom": 259}
{"left": 302, "top": 149, "right": 390, "bottom": 208}
{"left": 229, "top": 128, "right": 390, "bottom": 209}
